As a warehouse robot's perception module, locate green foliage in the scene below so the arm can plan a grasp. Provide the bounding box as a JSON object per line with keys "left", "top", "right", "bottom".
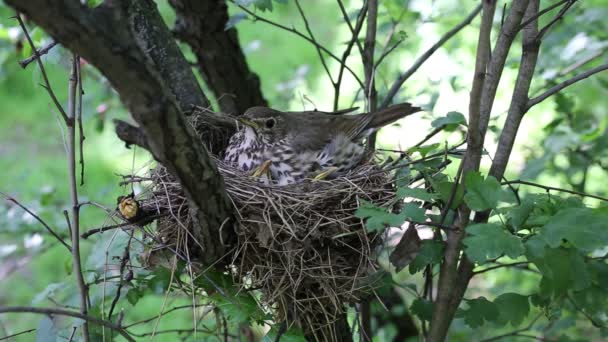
{"left": 408, "top": 240, "right": 444, "bottom": 274}
{"left": 458, "top": 297, "right": 499, "bottom": 328}
{"left": 463, "top": 223, "right": 524, "bottom": 264}
{"left": 397, "top": 187, "right": 439, "bottom": 202}
{"left": 356, "top": 200, "right": 425, "bottom": 231}
{"left": 355, "top": 200, "right": 407, "bottom": 231}
{"left": 431, "top": 111, "right": 467, "bottom": 131}
{"left": 493, "top": 293, "right": 530, "bottom": 326}
{"left": 410, "top": 297, "right": 433, "bottom": 322}
{"left": 463, "top": 172, "right": 502, "bottom": 211}
{"left": 538, "top": 207, "right": 608, "bottom": 252}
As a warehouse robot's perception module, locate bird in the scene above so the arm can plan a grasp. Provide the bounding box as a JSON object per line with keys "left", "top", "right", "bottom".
{"left": 117, "top": 193, "right": 140, "bottom": 221}
{"left": 223, "top": 103, "right": 422, "bottom": 185}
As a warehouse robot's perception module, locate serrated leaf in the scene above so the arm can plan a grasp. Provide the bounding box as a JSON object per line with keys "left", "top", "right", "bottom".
{"left": 355, "top": 201, "right": 405, "bottom": 231}
{"left": 526, "top": 239, "right": 592, "bottom": 296}
{"left": 463, "top": 223, "right": 524, "bottom": 264}
{"left": 494, "top": 293, "right": 530, "bottom": 326}
{"left": 464, "top": 172, "right": 501, "bottom": 211}
{"left": 402, "top": 203, "right": 426, "bottom": 222}
{"left": 506, "top": 199, "right": 535, "bottom": 230}
{"left": 410, "top": 298, "right": 433, "bottom": 322}
{"left": 538, "top": 208, "right": 608, "bottom": 252}
{"left": 253, "top": 0, "right": 273, "bottom": 11}
{"left": 459, "top": 297, "right": 499, "bottom": 328}
{"left": 397, "top": 187, "right": 438, "bottom": 202}
{"left": 431, "top": 111, "right": 467, "bottom": 131}
{"left": 408, "top": 240, "right": 444, "bottom": 274}
{"left": 407, "top": 143, "right": 440, "bottom": 158}
{"left": 436, "top": 181, "right": 464, "bottom": 209}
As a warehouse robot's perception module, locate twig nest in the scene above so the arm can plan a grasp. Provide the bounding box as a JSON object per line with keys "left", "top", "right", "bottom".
{"left": 131, "top": 111, "right": 398, "bottom": 335}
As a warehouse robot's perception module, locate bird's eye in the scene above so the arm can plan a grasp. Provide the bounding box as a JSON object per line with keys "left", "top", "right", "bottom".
{"left": 265, "top": 118, "right": 276, "bottom": 129}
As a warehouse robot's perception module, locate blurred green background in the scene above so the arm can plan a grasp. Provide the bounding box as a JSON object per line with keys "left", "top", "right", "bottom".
{"left": 0, "top": 0, "right": 607, "bottom": 341}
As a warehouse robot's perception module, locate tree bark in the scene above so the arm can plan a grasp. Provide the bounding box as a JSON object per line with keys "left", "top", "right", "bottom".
{"left": 170, "top": 0, "right": 267, "bottom": 115}
{"left": 6, "top": 0, "right": 235, "bottom": 265}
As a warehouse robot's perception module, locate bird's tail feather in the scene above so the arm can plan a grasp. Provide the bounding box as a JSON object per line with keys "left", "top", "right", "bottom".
{"left": 368, "top": 102, "right": 422, "bottom": 129}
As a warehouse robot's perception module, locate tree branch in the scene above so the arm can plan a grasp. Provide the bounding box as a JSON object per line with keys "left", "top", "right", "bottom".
{"left": 18, "top": 40, "right": 58, "bottom": 69}
{"left": 68, "top": 55, "right": 90, "bottom": 341}
{"left": 334, "top": 0, "right": 367, "bottom": 111}
{"left": 6, "top": 0, "right": 235, "bottom": 265}
{"left": 380, "top": 4, "right": 481, "bottom": 109}
{"left": 170, "top": 0, "right": 266, "bottom": 115}
{"left": 363, "top": 0, "right": 378, "bottom": 151}
{"left": 489, "top": 0, "right": 540, "bottom": 180}
{"left": 502, "top": 180, "right": 608, "bottom": 202}
{"left": 295, "top": 0, "right": 335, "bottom": 85}
{"left": 428, "top": 3, "right": 496, "bottom": 340}
{"left": 0, "top": 191, "right": 71, "bottom": 251}
{"left": 0, "top": 306, "right": 134, "bottom": 342}
{"left": 233, "top": 1, "right": 365, "bottom": 88}
{"left": 526, "top": 63, "right": 608, "bottom": 110}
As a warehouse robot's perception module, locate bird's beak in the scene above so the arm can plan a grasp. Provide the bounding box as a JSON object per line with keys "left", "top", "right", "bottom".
{"left": 237, "top": 117, "right": 259, "bottom": 130}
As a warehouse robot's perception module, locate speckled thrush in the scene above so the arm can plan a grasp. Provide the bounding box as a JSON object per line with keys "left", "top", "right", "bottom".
{"left": 223, "top": 103, "right": 422, "bottom": 185}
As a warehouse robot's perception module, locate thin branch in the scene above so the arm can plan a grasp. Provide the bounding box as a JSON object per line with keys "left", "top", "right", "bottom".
{"left": 233, "top": 1, "right": 365, "bottom": 88}
{"left": 519, "top": 0, "right": 568, "bottom": 30}
{"left": 363, "top": 0, "right": 378, "bottom": 151}
{"left": 502, "top": 180, "right": 608, "bottom": 202}
{"left": 123, "top": 305, "right": 197, "bottom": 328}
{"left": 81, "top": 215, "right": 162, "bottom": 239}
{"left": 536, "top": 0, "right": 578, "bottom": 40}
{"left": 334, "top": 0, "right": 367, "bottom": 111}
{"left": 294, "top": 0, "right": 334, "bottom": 85}
{"left": 0, "top": 328, "right": 36, "bottom": 341}
{"left": 107, "top": 231, "right": 134, "bottom": 321}
{"left": 76, "top": 58, "right": 85, "bottom": 186}
{"left": 481, "top": 313, "right": 543, "bottom": 342}
{"left": 68, "top": 55, "right": 90, "bottom": 342}
{"left": 0, "top": 307, "right": 134, "bottom": 342}
{"left": 473, "top": 261, "right": 533, "bottom": 275}
{"left": 18, "top": 40, "right": 57, "bottom": 68}
{"left": 489, "top": 0, "right": 540, "bottom": 180}
{"left": 380, "top": 4, "right": 482, "bottom": 109}
{"left": 14, "top": 15, "right": 69, "bottom": 124}
{"left": 0, "top": 191, "right": 71, "bottom": 251}
{"left": 526, "top": 63, "right": 608, "bottom": 110}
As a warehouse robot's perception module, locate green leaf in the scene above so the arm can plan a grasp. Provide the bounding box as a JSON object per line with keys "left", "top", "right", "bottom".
{"left": 397, "top": 187, "right": 438, "bottom": 202}
{"left": 126, "top": 287, "right": 143, "bottom": 306}
{"left": 409, "top": 240, "right": 444, "bottom": 274}
{"left": 355, "top": 201, "right": 405, "bottom": 232}
{"left": 494, "top": 293, "right": 530, "bottom": 326}
{"left": 402, "top": 203, "right": 426, "bottom": 222}
{"left": 212, "top": 292, "right": 262, "bottom": 324}
{"left": 253, "top": 0, "right": 273, "bottom": 11}
{"left": 506, "top": 199, "right": 535, "bottom": 230}
{"left": 431, "top": 111, "right": 467, "bottom": 131}
{"left": 407, "top": 143, "right": 440, "bottom": 157}
{"left": 459, "top": 297, "right": 499, "bottom": 328}
{"left": 526, "top": 240, "right": 592, "bottom": 296}
{"left": 463, "top": 223, "right": 524, "bottom": 264}
{"left": 410, "top": 297, "right": 433, "bottom": 322}
{"left": 436, "top": 181, "right": 464, "bottom": 209}
{"left": 263, "top": 327, "right": 307, "bottom": 342}
{"left": 464, "top": 172, "right": 501, "bottom": 211}
{"left": 538, "top": 208, "right": 608, "bottom": 252}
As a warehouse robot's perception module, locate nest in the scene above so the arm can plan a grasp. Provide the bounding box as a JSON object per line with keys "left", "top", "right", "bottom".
{"left": 126, "top": 112, "right": 399, "bottom": 339}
